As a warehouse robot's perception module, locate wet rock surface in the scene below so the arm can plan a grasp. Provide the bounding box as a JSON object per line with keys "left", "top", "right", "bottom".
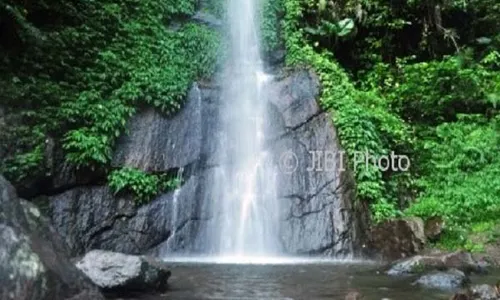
{"left": 0, "top": 176, "right": 104, "bottom": 300}
{"left": 414, "top": 269, "right": 468, "bottom": 290}
{"left": 48, "top": 176, "right": 204, "bottom": 256}
{"left": 75, "top": 250, "right": 171, "bottom": 294}
{"left": 370, "top": 217, "right": 426, "bottom": 261}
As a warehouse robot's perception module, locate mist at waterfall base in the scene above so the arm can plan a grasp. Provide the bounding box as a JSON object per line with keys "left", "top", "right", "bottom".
{"left": 162, "top": 0, "right": 353, "bottom": 264}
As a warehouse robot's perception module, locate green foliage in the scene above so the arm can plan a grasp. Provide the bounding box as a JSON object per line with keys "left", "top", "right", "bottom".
{"left": 283, "top": 0, "right": 411, "bottom": 219}
{"left": 260, "top": 0, "right": 284, "bottom": 53}
{"left": 202, "top": 0, "right": 225, "bottom": 18}
{"left": 1, "top": 0, "right": 220, "bottom": 178}
{"left": 108, "top": 167, "right": 182, "bottom": 205}
{"left": 2, "top": 145, "right": 44, "bottom": 183}
{"left": 283, "top": 0, "right": 499, "bottom": 238}
{"left": 304, "top": 18, "right": 354, "bottom": 38}
{"left": 405, "top": 116, "right": 500, "bottom": 247}
{"left": 364, "top": 55, "right": 499, "bottom": 123}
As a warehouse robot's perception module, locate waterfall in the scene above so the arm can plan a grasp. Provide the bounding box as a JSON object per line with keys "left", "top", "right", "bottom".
{"left": 164, "top": 167, "right": 184, "bottom": 252}
{"left": 207, "top": 0, "right": 281, "bottom": 257}
{"left": 158, "top": 0, "right": 359, "bottom": 261}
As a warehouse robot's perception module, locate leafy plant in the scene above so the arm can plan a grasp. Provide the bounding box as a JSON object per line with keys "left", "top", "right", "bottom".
{"left": 108, "top": 168, "right": 182, "bottom": 205}
{"left": 304, "top": 18, "right": 355, "bottom": 38}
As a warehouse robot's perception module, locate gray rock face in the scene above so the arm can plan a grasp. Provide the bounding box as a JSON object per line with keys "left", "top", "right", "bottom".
{"left": 265, "top": 70, "right": 360, "bottom": 255}
{"left": 113, "top": 84, "right": 203, "bottom": 172}
{"left": 0, "top": 176, "right": 104, "bottom": 300}
{"left": 48, "top": 175, "right": 206, "bottom": 256}
{"left": 414, "top": 269, "right": 468, "bottom": 291}
{"left": 46, "top": 69, "right": 366, "bottom": 256}
{"left": 371, "top": 217, "right": 426, "bottom": 261}
{"left": 75, "top": 250, "right": 170, "bottom": 293}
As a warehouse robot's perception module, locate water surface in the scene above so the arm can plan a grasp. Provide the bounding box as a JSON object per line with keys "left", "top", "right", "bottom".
{"left": 153, "top": 260, "right": 454, "bottom": 300}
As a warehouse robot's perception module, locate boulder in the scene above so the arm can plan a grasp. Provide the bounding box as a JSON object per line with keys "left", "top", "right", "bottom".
{"left": 370, "top": 217, "right": 426, "bottom": 260}
{"left": 414, "top": 269, "right": 468, "bottom": 290}
{"left": 387, "top": 251, "right": 482, "bottom": 275}
{"left": 0, "top": 175, "right": 104, "bottom": 300}
{"left": 75, "top": 250, "right": 171, "bottom": 293}
{"left": 424, "top": 216, "right": 445, "bottom": 242}
{"left": 471, "top": 284, "right": 499, "bottom": 300}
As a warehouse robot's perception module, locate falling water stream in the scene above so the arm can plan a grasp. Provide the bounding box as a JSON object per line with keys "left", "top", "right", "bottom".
{"left": 209, "top": 0, "right": 280, "bottom": 258}
{"left": 165, "top": 167, "right": 184, "bottom": 252}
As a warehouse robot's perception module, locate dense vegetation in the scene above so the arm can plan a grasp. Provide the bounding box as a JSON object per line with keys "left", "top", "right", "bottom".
{"left": 0, "top": 0, "right": 219, "bottom": 202}
{"left": 278, "top": 0, "right": 500, "bottom": 249}
{"left": 1, "top": 0, "right": 499, "bottom": 249}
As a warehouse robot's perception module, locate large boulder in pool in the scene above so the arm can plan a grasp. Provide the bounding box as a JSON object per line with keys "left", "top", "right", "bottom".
{"left": 0, "top": 175, "right": 104, "bottom": 300}
{"left": 370, "top": 217, "right": 426, "bottom": 260}
{"left": 75, "top": 250, "right": 171, "bottom": 294}
{"left": 414, "top": 269, "right": 469, "bottom": 290}
{"left": 387, "top": 250, "right": 483, "bottom": 275}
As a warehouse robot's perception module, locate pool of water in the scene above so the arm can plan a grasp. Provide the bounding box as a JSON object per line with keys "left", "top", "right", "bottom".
{"left": 123, "top": 257, "right": 499, "bottom": 300}
{"left": 139, "top": 258, "right": 454, "bottom": 300}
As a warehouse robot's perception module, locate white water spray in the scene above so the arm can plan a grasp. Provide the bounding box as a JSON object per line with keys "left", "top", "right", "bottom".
{"left": 165, "top": 167, "right": 184, "bottom": 252}
{"left": 209, "top": 0, "right": 281, "bottom": 257}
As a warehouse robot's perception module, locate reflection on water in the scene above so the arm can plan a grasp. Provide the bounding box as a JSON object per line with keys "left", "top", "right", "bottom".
{"left": 156, "top": 261, "right": 453, "bottom": 300}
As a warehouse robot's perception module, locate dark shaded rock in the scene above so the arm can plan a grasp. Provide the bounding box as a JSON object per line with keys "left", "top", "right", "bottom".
{"left": 112, "top": 84, "right": 203, "bottom": 172}
{"left": 425, "top": 216, "right": 445, "bottom": 242}
{"left": 387, "top": 251, "right": 482, "bottom": 275}
{"left": 414, "top": 269, "right": 468, "bottom": 290}
{"left": 370, "top": 217, "right": 426, "bottom": 261}
{"left": 264, "top": 49, "right": 286, "bottom": 67}
{"left": 47, "top": 175, "right": 205, "bottom": 256}
{"left": 75, "top": 250, "right": 171, "bottom": 294}
{"left": 471, "top": 284, "right": 499, "bottom": 300}
{"left": 0, "top": 175, "right": 104, "bottom": 300}
{"left": 450, "top": 291, "right": 473, "bottom": 300}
